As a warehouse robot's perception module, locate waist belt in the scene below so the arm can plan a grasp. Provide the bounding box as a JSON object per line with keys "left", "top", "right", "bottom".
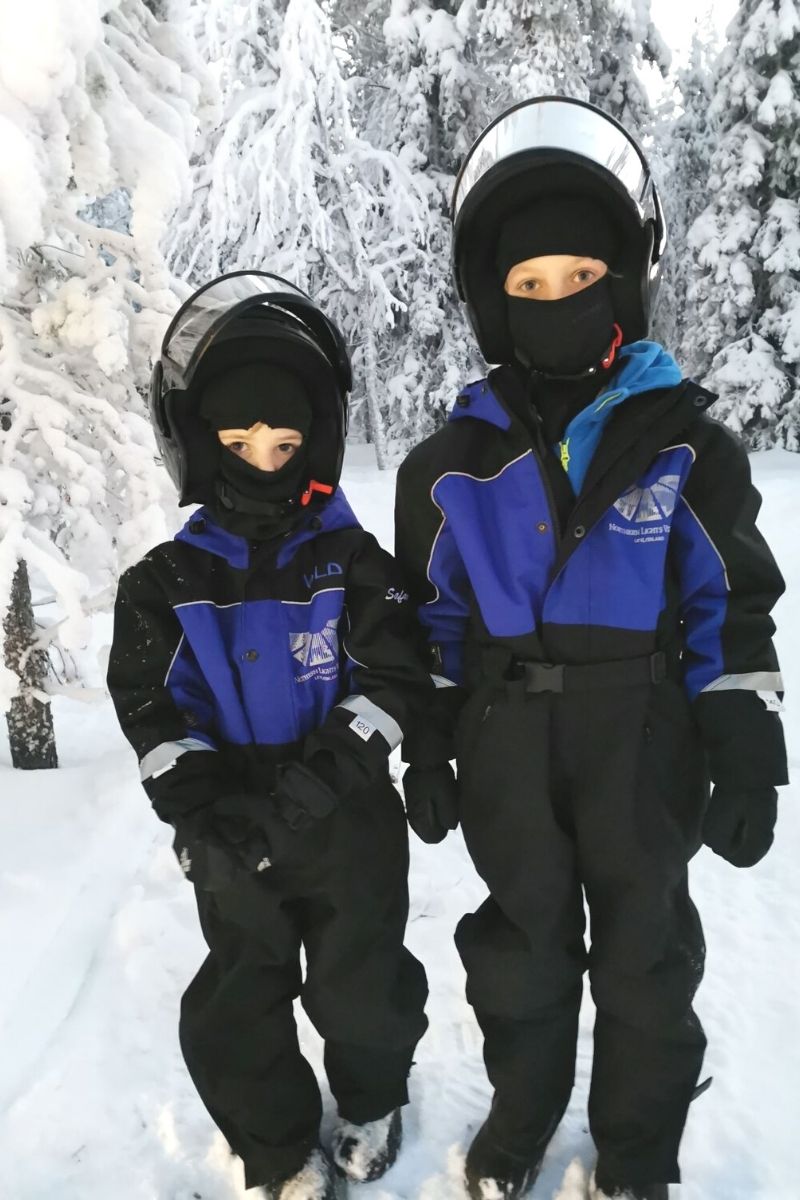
{"left": 513, "top": 652, "right": 667, "bottom": 695}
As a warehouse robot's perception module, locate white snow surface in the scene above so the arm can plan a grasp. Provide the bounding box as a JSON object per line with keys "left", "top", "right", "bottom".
{"left": 1, "top": 444, "right": 799, "bottom": 1199}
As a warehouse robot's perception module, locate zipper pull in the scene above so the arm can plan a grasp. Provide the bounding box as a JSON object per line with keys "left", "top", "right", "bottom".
{"left": 559, "top": 438, "right": 571, "bottom": 472}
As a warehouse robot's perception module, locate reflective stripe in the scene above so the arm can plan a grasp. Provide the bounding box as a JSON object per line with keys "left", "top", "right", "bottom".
{"left": 336, "top": 695, "right": 403, "bottom": 750}
{"left": 431, "top": 674, "right": 458, "bottom": 689}
{"left": 701, "top": 672, "right": 784, "bottom": 694}
{"left": 139, "top": 737, "right": 215, "bottom": 782}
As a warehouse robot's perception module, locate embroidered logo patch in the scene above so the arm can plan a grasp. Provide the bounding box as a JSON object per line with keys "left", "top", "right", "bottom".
{"left": 613, "top": 474, "right": 681, "bottom": 523}
{"left": 290, "top": 617, "right": 340, "bottom": 684}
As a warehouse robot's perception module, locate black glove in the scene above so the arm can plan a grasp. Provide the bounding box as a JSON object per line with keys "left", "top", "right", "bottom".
{"left": 403, "top": 763, "right": 459, "bottom": 844}
{"left": 272, "top": 761, "right": 340, "bottom": 830}
{"left": 173, "top": 792, "right": 300, "bottom": 890}
{"left": 146, "top": 748, "right": 229, "bottom": 824}
{"left": 302, "top": 709, "right": 390, "bottom": 800}
{"left": 702, "top": 785, "right": 778, "bottom": 868}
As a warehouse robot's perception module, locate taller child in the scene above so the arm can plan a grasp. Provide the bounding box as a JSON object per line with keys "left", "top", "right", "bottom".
{"left": 108, "top": 273, "right": 428, "bottom": 1199}
{"left": 396, "top": 99, "right": 787, "bottom": 1200}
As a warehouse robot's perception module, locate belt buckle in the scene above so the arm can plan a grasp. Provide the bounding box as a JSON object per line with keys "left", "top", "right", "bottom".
{"left": 524, "top": 662, "right": 565, "bottom": 693}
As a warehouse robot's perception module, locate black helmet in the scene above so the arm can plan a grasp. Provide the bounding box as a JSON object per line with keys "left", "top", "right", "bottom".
{"left": 149, "top": 271, "right": 352, "bottom": 506}
{"left": 451, "top": 96, "right": 667, "bottom": 365}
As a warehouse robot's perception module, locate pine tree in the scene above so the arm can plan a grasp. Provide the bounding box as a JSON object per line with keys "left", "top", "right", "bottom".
{"left": 3, "top": 561, "right": 57, "bottom": 770}
{"left": 683, "top": 0, "right": 800, "bottom": 448}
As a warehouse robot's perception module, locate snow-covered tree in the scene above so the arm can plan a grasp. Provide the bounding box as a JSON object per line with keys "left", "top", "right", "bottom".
{"left": 587, "top": 0, "right": 670, "bottom": 129}
{"left": 475, "top": 0, "right": 593, "bottom": 104}
{"left": 335, "top": 0, "right": 485, "bottom": 444}
{"left": 651, "top": 27, "right": 717, "bottom": 354}
{"left": 169, "top": 0, "right": 432, "bottom": 460}
{"left": 683, "top": 0, "right": 800, "bottom": 448}
{"left": 0, "top": 0, "right": 204, "bottom": 750}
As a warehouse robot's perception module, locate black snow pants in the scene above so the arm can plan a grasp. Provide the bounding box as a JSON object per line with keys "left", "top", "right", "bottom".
{"left": 179, "top": 773, "right": 428, "bottom": 1189}
{"left": 454, "top": 669, "right": 708, "bottom": 1187}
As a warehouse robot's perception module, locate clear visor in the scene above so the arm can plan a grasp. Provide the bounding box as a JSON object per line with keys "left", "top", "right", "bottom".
{"left": 163, "top": 272, "right": 311, "bottom": 379}
{"left": 452, "top": 98, "right": 653, "bottom": 224}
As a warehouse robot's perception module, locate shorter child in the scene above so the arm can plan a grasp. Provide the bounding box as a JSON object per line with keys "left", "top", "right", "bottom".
{"left": 107, "top": 273, "right": 429, "bottom": 1199}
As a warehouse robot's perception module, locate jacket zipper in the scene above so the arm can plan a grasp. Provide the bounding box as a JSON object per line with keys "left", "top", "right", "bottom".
{"left": 527, "top": 436, "right": 563, "bottom": 559}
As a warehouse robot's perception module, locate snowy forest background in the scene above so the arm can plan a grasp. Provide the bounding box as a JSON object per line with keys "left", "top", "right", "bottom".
{"left": 1, "top": 0, "right": 799, "bottom": 746}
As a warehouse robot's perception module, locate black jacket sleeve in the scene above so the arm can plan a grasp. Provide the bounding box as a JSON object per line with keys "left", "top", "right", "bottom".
{"left": 302, "top": 532, "right": 436, "bottom": 779}
{"left": 106, "top": 558, "right": 229, "bottom": 821}
{"left": 394, "top": 444, "right": 469, "bottom": 767}
{"left": 672, "top": 419, "right": 788, "bottom": 787}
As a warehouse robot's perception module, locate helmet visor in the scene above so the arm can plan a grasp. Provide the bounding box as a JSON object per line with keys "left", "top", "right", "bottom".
{"left": 163, "top": 271, "right": 312, "bottom": 381}
{"left": 452, "top": 97, "right": 653, "bottom": 226}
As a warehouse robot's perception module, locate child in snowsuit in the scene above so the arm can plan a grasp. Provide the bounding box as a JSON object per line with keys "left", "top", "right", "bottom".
{"left": 107, "top": 273, "right": 429, "bottom": 1199}
{"left": 396, "top": 98, "right": 787, "bottom": 1200}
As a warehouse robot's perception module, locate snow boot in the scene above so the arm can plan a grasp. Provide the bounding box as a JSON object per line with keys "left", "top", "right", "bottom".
{"left": 464, "top": 1120, "right": 543, "bottom": 1200}
{"left": 590, "top": 1170, "right": 669, "bottom": 1200}
{"left": 330, "top": 1107, "right": 403, "bottom": 1183}
{"left": 261, "top": 1148, "right": 344, "bottom": 1200}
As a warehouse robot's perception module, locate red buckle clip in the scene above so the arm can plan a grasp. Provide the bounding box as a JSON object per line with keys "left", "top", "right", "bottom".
{"left": 300, "top": 480, "right": 334, "bottom": 507}
{"left": 601, "top": 323, "right": 624, "bottom": 370}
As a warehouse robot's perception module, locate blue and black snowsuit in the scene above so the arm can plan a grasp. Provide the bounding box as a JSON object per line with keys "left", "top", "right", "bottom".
{"left": 107, "top": 488, "right": 429, "bottom": 1187}
{"left": 395, "top": 341, "right": 787, "bottom": 1186}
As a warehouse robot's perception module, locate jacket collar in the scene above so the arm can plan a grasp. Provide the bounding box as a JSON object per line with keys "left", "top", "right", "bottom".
{"left": 449, "top": 378, "right": 512, "bottom": 430}
{"left": 174, "top": 487, "right": 360, "bottom": 569}
{"left": 450, "top": 340, "right": 683, "bottom": 432}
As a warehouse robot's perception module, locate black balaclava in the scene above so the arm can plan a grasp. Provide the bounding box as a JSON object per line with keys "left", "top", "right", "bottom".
{"left": 495, "top": 195, "right": 622, "bottom": 443}
{"left": 496, "top": 195, "right": 621, "bottom": 380}
{"left": 199, "top": 361, "right": 315, "bottom": 540}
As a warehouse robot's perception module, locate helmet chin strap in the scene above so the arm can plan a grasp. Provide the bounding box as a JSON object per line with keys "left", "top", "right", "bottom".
{"left": 215, "top": 478, "right": 299, "bottom": 518}
{"left": 527, "top": 323, "right": 624, "bottom": 383}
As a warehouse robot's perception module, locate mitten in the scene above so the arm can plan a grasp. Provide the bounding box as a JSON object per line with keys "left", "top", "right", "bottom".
{"left": 272, "top": 762, "right": 340, "bottom": 830}
{"left": 702, "top": 785, "right": 778, "bottom": 868}
{"left": 402, "top": 763, "right": 459, "bottom": 844}
{"left": 173, "top": 792, "right": 297, "bottom": 889}
{"left": 302, "top": 708, "right": 391, "bottom": 799}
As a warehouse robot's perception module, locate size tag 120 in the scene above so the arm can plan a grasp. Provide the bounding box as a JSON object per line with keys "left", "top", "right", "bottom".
{"left": 349, "top": 715, "right": 376, "bottom": 742}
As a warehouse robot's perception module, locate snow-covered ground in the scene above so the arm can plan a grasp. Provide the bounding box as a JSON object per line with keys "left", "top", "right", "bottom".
{"left": 1, "top": 445, "right": 798, "bottom": 1200}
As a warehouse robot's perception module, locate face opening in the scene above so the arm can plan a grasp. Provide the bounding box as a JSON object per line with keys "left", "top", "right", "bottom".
{"left": 216, "top": 423, "right": 305, "bottom": 472}
{"left": 503, "top": 254, "right": 610, "bottom": 302}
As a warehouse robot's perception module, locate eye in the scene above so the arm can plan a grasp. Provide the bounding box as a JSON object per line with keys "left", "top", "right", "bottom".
{"left": 226, "top": 441, "right": 248, "bottom": 455}
{"left": 518, "top": 279, "right": 538, "bottom": 293}
{"left": 277, "top": 443, "right": 297, "bottom": 455}
{"left": 573, "top": 269, "right": 596, "bottom": 284}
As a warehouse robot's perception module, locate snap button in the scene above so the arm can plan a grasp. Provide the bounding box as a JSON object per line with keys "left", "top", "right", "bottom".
{"left": 456, "top": 394, "right": 470, "bottom": 407}
{"left": 310, "top": 516, "right": 323, "bottom": 530}
{"left": 243, "top": 649, "right": 259, "bottom": 662}
{"left": 574, "top": 525, "right": 586, "bottom": 539}
{"left": 189, "top": 518, "right": 205, "bottom": 534}
{"left": 693, "top": 394, "right": 706, "bottom": 408}
{"left": 537, "top": 522, "right": 548, "bottom": 533}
